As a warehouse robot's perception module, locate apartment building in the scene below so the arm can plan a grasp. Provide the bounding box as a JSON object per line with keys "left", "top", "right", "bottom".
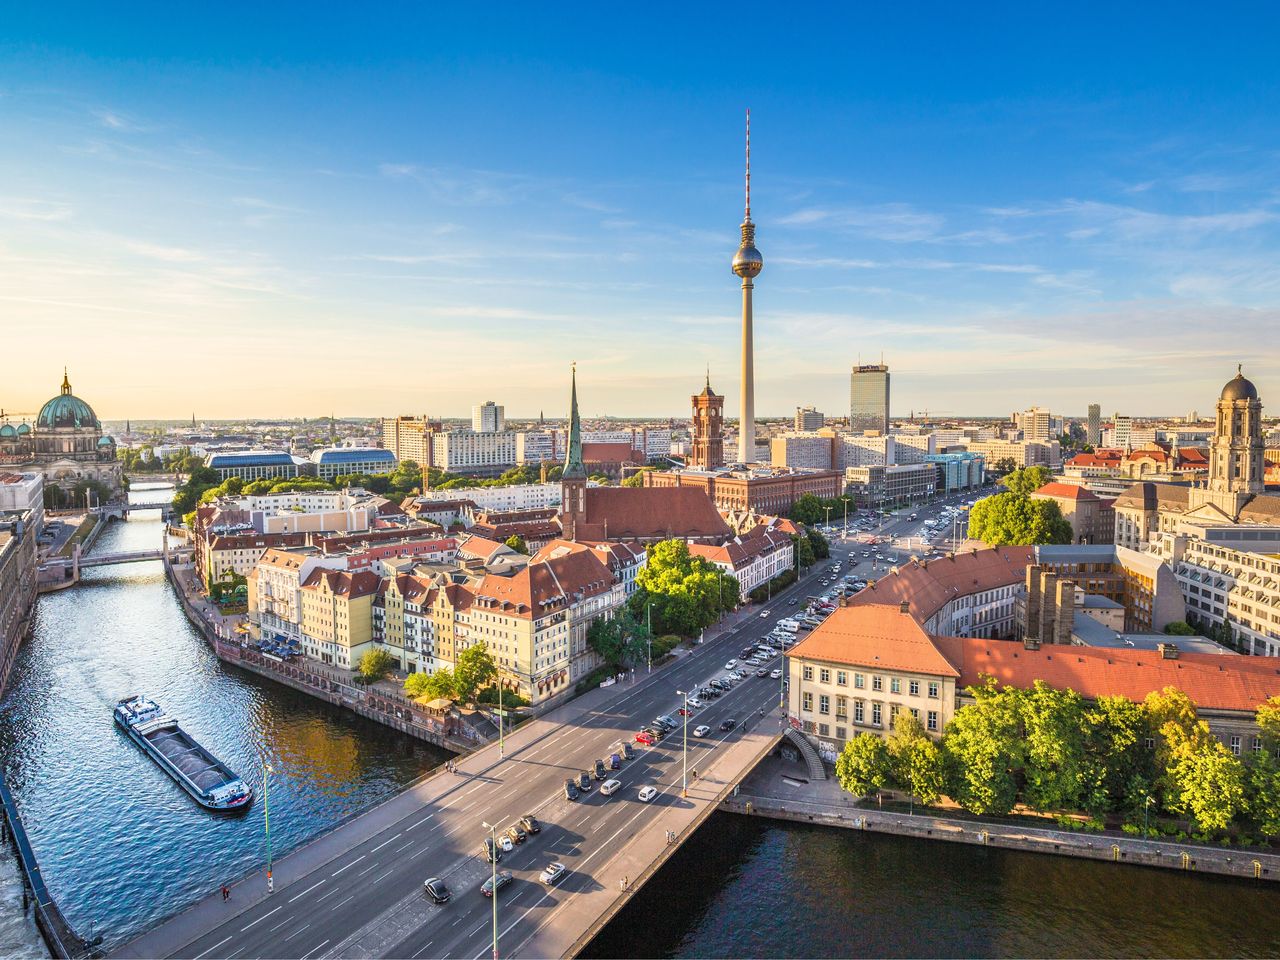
{"left": 688, "top": 525, "right": 795, "bottom": 596}
{"left": 298, "top": 568, "right": 380, "bottom": 668}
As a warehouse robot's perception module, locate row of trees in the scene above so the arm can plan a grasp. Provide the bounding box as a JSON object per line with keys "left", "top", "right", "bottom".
{"left": 966, "top": 465, "right": 1073, "bottom": 547}
{"left": 835, "top": 680, "right": 1280, "bottom": 838}
{"left": 789, "top": 493, "right": 850, "bottom": 527}
{"left": 401, "top": 643, "right": 500, "bottom": 704}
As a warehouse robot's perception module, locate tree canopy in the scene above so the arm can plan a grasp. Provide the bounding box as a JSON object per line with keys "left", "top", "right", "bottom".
{"left": 967, "top": 491, "right": 1072, "bottom": 546}
{"left": 358, "top": 648, "right": 397, "bottom": 681}
{"left": 630, "top": 539, "right": 739, "bottom": 636}
{"left": 586, "top": 607, "right": 652, "bottom": 670}
{"left": 789, "top": 493, "right": 850, "bottom": 526}
{"left": 453, "top": 643, "right": 498, "bottom": 704}
{"left": 405, "top": 669, "right": 456, "bottom": 702}
{"left": 999, "top": 465, "right": 1054, "bottom": 496}
{"left": 835, "top": 733, "right": 892, "bottom": 797}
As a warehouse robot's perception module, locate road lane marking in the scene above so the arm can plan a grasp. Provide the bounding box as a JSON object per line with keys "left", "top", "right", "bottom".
{"left": 299, "top": 938, "right": 330, "bottom": 960}
{"left": 269, "top": 917, "right": 293, "bottom": 933}
{"left": 370, "top": 832, "right": 401, "bottom": 853}
{"left": 409, "top": 813, "right": 435, "bottom": 828}
{"left": 240, "top": 904, "right": 283, "bottom": 931}
{"left": 283, "top": 923, "right": 312, "bottom": 941}
{"left": 334, "top": 894, "right": 356, "bottom": 909}
{"left": 288, "top": 880, "right": 326, "bottom": 903}
{"left": 373, "top": 868, "right": 394, "bottom": 883}
{"left": 331, "top": 854, "right": 366, "bottom": 876}
{"left": 396, "top": 839, "right": 415, "bottom": 852}
{"left": 357, "top": 862, "right": 378, "bottom": 877}
{"left": 315, "top": 886, "right": 339, "bottom": 902}
{"left": 193, "top": 936, "right": 232, "bottom": 959}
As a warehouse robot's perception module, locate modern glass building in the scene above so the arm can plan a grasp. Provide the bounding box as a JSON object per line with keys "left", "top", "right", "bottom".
{"left": 310, "top": 447, "right": 398, "bottom": 481}
{"left": 850, "top": 363, "right": 890, "bottom": 434}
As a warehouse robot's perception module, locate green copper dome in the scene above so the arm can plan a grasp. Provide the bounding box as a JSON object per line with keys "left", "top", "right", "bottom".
{"left": 37, "top": 372, "right": 100, "bottom": 430}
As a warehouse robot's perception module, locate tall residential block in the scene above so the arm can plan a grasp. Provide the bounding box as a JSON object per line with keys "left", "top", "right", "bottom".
{"left": 1087, "top": 403, "right": 1101, "bottom": 446}
{"left": 850, "top": 363, "right": 890, "bottom": 434}
{"left": 794, "top": 406, "right": 824, "bottom": 431}
{"left": 1021, "top": 406, "right": 1051, "bottom": 442}
{"left": 472, "top": 401, "right": 505, "bottom": 433}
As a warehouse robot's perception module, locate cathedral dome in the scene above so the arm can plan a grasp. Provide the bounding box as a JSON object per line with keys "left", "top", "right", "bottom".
{"left": 1220, "top": 368, "right": 1259, "bottom": 402}
{"left": 0, "top": 424, "right": 15, "bottom": 439}
{"left": 37, "top": 372, "right": 100, "bottom": 431}
{"left": 16, "top": 423, "right": 30, "bottom": 435}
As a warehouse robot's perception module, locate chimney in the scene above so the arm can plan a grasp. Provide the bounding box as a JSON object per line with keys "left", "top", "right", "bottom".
{"left": 1024, "top": 637, "right": 1041, "bottom": 651}
{"left": 1158, "top": 642, "right": 1179, "bottom": 660}
{"left": 899, "top": 600, "right": 910, "bottom": 614}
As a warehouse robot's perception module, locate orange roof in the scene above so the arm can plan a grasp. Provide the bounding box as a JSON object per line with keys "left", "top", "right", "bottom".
{"left": 300, "top": 568, "right": 380, "bottom": 598}
{"left": 572, "top": 487, "right": 731, "bottom": 541}
{"left": 475, "top": 549, "right": 614, "bottom": 618}
{"left": 1032, "top": 482, "right": 1099, "bottom": 502}
{"left": 934, "top": 637, "right": 1280, "bottom": 715}
{"left": 850, "top": 547, "right": 1033, "bottom": 623}
{"left": 787, "top": 604, "right": 960, "bottom": 677}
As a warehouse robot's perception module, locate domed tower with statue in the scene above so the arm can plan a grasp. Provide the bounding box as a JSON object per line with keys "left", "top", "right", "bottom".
{"left": 0, "top": 370, "right": 122, "bottom": 505}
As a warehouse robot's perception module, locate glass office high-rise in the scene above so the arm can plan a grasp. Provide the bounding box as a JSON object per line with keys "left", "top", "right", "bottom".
{"left": 850, "top": 364, "right": 890, "bottom": 434}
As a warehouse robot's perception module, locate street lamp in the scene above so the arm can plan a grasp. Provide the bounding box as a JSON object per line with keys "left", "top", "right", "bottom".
{"left": 481, "top": 821, "right": 499, "bottom": 960}
{"left": 1143, "top": 795, "right": 1152, "bottom": 837}
{"left": 676, "top": 689, "right": 691, "bottom": 797}
{"left": 263, "top": 760, "right": 275, "bottom": 894}
{"left": 841, "top": 496, "right": 851, "bottom": 539}
{"left": 646, "top": 602, "right": 653, "bottom": 674}
{"left": 778, "top": 656, "right": 786, "bottom": 713}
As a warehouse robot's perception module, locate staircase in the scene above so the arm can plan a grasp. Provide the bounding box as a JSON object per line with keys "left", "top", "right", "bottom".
{"left": 784, "top": 727, "right": 827, "bottom": 781}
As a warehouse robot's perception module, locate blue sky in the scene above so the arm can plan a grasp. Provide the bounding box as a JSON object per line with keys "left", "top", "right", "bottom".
{"left": 2, "top": 4, "right": 1279, "bottom": 420}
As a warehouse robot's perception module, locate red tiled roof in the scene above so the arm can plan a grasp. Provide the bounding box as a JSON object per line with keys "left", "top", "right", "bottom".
{"left": 850, "top": 547, "right": 1033, "bottom": 623}
{"left": 300, "top": 568, "right": 380, "bottom": 598}
{"left": 475, "top": 549, "right": 614, "bottom": 618}
{"left": 934, "top": 637, "right": 1280, "bottom": 715}
{"left": 787, "top": 604, "right": 960, "bottom": 677}
{"left": 581, "top": 441, "right": 643, "bottom": 463}
{"left": 1033, "top": 482, "right": 1100, "bottom": 502}
{"left": 572, "top": 487, "right": 731, "bottom": 541}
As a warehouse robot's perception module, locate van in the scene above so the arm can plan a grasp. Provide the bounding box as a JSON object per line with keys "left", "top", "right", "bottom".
{"left": 600, "top": 779, "right": 622, "bottom": 796}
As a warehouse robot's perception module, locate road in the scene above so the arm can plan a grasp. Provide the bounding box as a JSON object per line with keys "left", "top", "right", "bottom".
{"left": 166, "top": 571, "right": 813, "bottom": 960}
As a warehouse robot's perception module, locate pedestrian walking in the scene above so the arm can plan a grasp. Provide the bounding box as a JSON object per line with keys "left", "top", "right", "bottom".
{"left": 221, "top": 884, "right": 230, "bottom": 902}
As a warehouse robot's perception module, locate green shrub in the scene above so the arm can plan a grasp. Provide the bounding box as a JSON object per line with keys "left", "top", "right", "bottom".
{"left": 1084, "top": 818, "right": 1105, "bottom": 833}
{"left": 1121, "top": 823, "right": 1140, "bottom": 836}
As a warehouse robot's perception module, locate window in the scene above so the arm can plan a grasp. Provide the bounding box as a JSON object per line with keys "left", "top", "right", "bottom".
{"left": 927, "top": 710, "right": 938, "bottom": 732}
{"left": 1230, "top": 735, "right": 1241, "bottom": 757}
{"left": 927, "top": 681, "right": 939, "bottom": 699}
{"left": 836, "top": 726, "right": 847, "bottom": 741}
{"left": 836, "top": 696, "right": 848, "bottom": 720}
{"left": 909, "top": 680, "right": 920, "bottom": 697}
{"left": 820, "top": 668, "right": 831, "bottom": 684}
{"left": 872, "top": 675, "right": 883, "bottom": 692}
{"left": 1254, "top": 736, "right": 1263, "bottom": 754}
{"left": 802, "top": 692, "right": 813, "bottom": 712}
{"left": 871, "top": 703, "right": 882, "bottom": 726}
{"left": 890, "top": 678, "right": 901, "bottom": 694}
{"left": 803, "top": 665, "right": 814, "bottom": 681}
{"left": 854, "top": 701, "right": 865, "bottom": 724}
{"left": 819, "top": 695, "right": 830, "bottom": 715}
{"left": 910, "top": 707, "right": 919, "bottom": 719}
{"left": 854, "top": 673, "right": 865, "bottom": 689}
{"left": 818, "top": 723, "right": 830, "bottom": 738}
{"left": 837, "top": 671, "right": 848, "bottom": 686}
{"left": 1144, "top": 737, "right": 1155, "bottom": 751}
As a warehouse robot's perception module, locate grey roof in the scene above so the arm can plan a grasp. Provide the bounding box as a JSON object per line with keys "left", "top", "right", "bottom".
{"left": 1071, "top": 618, "right": 1235, "bottom": 657}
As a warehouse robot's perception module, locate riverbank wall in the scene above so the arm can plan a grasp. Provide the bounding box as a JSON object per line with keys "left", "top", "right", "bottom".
{"left": 163, "top": 559, "right": 478, "bottom": 755}
{"left": 0, "top": 772, "right": 99, "bottom": 959}
{"left": 722, "top": 790, "right": 1280, "bottom": 883}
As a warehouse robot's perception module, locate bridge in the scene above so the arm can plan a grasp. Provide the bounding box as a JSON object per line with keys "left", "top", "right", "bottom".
{"left": 111, "top": 573, "right": 823, "bottom": 960}
{"left": 41, "top": 547, "right": 190, "bottom": 573}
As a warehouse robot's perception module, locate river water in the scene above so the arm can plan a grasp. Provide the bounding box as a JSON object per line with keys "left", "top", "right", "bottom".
{"left": 0, "top": 487, "right": 447, "bottom": 952}
{"left": 2, "top": 488, "right": 1276, "bottom": 958}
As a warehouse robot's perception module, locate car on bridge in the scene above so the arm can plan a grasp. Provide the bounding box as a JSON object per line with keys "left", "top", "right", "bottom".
{"left": 497, "top": 835, "right": 514, "bottom": 853}
{"left": 578, "top": 771, "right": 593, "bottom": 791}
{"left": 506, "top": 824, "right": 527, "bottom": 844}
{"left": 693, "top": 724, "right": 710, "bottom": 737}
{"left": 720, "top": 718, "right": 737, "bottom": 732}
{"left": 481, "top": 871, "right": 513, "bottom": 897}
{"left": 638, "top": 785, "right": 658, "bottom": 802}
{"left": 594, "top": 759, "right": 608, "bottom": 780}
{"left": 540, "top": 862, "right": 568, "bottom": 885}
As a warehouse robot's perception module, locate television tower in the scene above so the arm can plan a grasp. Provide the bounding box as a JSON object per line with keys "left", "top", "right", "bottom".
{"left": 732, "top": 109, "right": 763, "bottom": 464}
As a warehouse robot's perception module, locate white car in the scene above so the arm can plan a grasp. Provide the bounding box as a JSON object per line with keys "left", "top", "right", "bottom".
{"left": 759, "top": 610, "right": 771, "bottom": 619}
{"left": 638, "top": 785, "right": 658, "bottom": 802}
{"left": 540, "top": 861, "right": 568, "bottom": 884}
{"left": 770, "top": 669, "right": 783, "bottom": 679}
{"left": 692, "top": 725, "right": 711, "bottom": 737}
{"left": 498, "top": 835, "right": 515, "bottom": 853}
{"left": 686, "top": 696, "right": 704, "bottom": 709}
{"left": 724, "top": 659, "right": 738, "bottom": 669}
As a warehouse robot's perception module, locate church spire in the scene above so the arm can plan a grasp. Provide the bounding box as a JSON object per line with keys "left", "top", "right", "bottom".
{"left": 61, "top": 368, "right": 72, "bottom": 396}
{"left": 563, "top": 363, "right": 586, "bottom": 480}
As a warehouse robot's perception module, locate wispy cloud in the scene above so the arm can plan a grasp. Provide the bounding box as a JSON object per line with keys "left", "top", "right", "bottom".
{"left": 778, "top": 203, "right": 944, "bottom": 242}
{"left": 0, "top": 197, "right": 73, "bottom": 221}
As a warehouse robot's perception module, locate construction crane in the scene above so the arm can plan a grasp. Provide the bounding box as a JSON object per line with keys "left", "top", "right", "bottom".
{"left": 0, "top": 408, "right": 37, "bottom": 422}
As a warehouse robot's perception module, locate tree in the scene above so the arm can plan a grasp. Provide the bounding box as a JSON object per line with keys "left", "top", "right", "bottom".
{"left": 1020, "top": 681, "right": 1087, "bottom": 812}
{"left": 405, "top": 669, "right": 456, "bottom": 701}
{"left": 887, "top": 712, "right": 945, "bottom": 806}
{"left": 1255, "top": 695, "right": 1280, "bottom": 750}
{"left": 586, "top": 608, "right": 651, "bottom": 670}
{"left": 453, "top": 643, "right": 498, "bottom": 704}
{"left": 989, "top": 457, "right": 1017, "bottom": 477}
{"left": 835, "top": 733, "right": 892, "bottom": 797}
{"left": 1163, "top": 620, "right": 1196, "bottom": 636}
{"left": 807, "top": 529, "right": 830, "bottom": 560}
{"left": 633, "top": 539, "right": 739, "bottom": 635}
{"left": 1247, "top": 752, "right": 1280, "bottom": 838}
{"left": 789, "top": 493, "right": 845, "bottom": 526}
{"left": 967, "top": 492, "right": 1072, "bottom": 546}
{"left": 1166, "top": 735, "right": 1247, "bottom": 833}
{"left": 1080, "top": 695, "right": 1154, "bottom": 816}
{"left": 358, "top": 648, "right": 397, "bottom": 681}
{"left": 622, "top": 469, "right": 656, "bottom": 488}
{"left": 793, "top": 534, "right": 815, "bottom": 570}
{"left": 504, "top": 535, "right": 529, "bottom": 555}
{"left": 1000, "top": 466, "right": 1053, "bottom": 496}
{"left": 942, "top": 679, "right": 1024, "bottom": 816}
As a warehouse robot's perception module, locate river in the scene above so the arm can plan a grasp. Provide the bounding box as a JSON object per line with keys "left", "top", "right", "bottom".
{"left": 0, "top": 487, "right": 447, "bottom": 952}
{"left": 2, "top": 489, "right": 1277, "bottom": 958}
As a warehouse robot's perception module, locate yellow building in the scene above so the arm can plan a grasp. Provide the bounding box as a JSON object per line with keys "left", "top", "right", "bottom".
{"left": 299, "top": 568, "right": 380, "bottom": 669}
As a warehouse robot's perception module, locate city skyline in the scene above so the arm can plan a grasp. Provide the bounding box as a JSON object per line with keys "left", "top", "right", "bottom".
{"left": 3, "top": 6, "right": 1280, "bottom": 419}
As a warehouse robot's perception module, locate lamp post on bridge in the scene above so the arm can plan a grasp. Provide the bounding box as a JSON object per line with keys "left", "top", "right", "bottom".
{"left": 481, "top": 821, "right": 500, "bottom": 960}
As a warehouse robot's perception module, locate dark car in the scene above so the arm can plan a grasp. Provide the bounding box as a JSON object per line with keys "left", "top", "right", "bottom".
{"left": 621, "top": 743, "right": 635, "bottom": 761}
{"left": 506, "top": 824, "right": 527, "bottom": 844}
{"left": 756, "top": 668, "right": 769, "bottom": 678}
{"left": 483, "top": 838, "right": 501, "bottom": 863}
{"left": 564, "top": 778, "right": 579, "bottom": 801}
{"left": 719, "top": 718, "right": 737, "bottom": 732}
{"left": 424, "top": 877, "right": 451, "bottom": 904}
{"left": 481, "top": 870, "right": 513, "bottom": 897}
{"left": 520, "top": 814, "right": 542, "bottom": 834}
{"left": 609, "top": 753, "right": 622, "bottom": 770}
{"left": 594, "top": 759, "right": 607, "bottom": 780}
{"left": 578, "top": 771, "right": 593, "bottom": 791}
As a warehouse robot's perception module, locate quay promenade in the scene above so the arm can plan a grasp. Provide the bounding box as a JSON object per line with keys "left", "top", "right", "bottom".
{"left": 724, "top": 754, "right": 1280, "bottom": 883}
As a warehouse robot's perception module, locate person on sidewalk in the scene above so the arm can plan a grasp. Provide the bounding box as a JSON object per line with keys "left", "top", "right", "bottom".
{"left": 221, "top": 885, "right": 230, "bottom": 902}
